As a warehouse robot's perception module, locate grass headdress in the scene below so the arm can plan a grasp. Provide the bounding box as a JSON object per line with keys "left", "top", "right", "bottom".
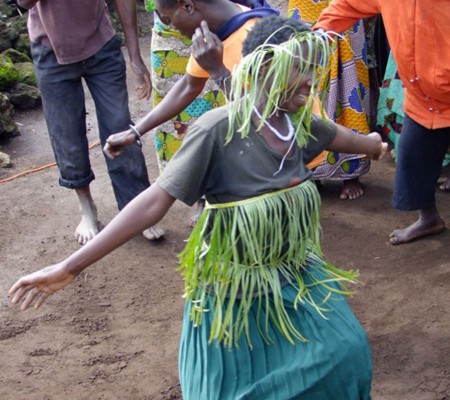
{"left": 226, "top": 17, "right": 332, "bottom": 148}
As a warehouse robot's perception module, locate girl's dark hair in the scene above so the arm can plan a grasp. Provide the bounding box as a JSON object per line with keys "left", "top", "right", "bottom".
{"left": 242, "top": 16, "right": 311, "bottom": 56}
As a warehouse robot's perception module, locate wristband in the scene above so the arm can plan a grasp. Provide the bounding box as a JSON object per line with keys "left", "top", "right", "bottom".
{"left": 129, "top": 124, "right": 142, "bottom": 147}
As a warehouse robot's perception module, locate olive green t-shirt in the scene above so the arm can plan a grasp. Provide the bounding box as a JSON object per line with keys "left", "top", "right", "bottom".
{"left": 157, "top": 105, "right": 337, "bottom": 206}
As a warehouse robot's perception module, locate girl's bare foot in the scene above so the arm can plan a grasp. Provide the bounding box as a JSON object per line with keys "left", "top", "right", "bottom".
{"left": 389, "top": 217, "right": 445, "bottom": 245}
{"left": 340, "top": 178, "right": 364, "bottom": 200}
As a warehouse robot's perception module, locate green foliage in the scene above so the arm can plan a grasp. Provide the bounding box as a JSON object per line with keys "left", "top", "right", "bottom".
{"left": 145, "top": 0, "right": 156, "bottom": 12}
{"left": 0, "top": 54, "right": 19, "bottom": 90}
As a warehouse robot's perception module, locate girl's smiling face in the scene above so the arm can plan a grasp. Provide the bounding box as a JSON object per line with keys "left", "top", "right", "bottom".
{"left": 270, "top": 45, "right": 320, "bottom": 113}
{"left": 279, "top": 65, "right": 314, "bottom": 112}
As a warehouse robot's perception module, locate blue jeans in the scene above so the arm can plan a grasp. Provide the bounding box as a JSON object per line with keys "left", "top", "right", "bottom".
{"left": 31, "top": 35, "right": 150, "bottom": 210}
{"left": 393, "top": 114, "right": 450, "bottom": 211}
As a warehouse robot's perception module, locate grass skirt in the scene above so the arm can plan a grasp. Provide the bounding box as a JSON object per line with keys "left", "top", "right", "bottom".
{"left": 179, "top": 261, "right": 372, "bottom": 400}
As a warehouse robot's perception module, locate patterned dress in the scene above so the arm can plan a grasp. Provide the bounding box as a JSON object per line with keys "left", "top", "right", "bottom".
{"left": 376, "top": 52, "right": 405, "bottom": 160}
{"left": 150, "top": 15, "right": 226, "bottom": 173}
{"left": 288, "top": 0, "right": 373, "bottom": 180}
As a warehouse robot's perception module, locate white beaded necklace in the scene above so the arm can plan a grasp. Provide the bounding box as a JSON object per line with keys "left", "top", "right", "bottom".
{"left": 253, "top": 107, "right": 295, "bottom": 142}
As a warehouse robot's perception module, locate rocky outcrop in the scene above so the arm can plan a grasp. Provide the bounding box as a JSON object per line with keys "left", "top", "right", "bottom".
{"left": 0, "top": 1, "right": 40, "bottom": 141}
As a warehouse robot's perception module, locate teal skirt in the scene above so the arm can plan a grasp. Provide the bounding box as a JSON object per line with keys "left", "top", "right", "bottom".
{"left": 179, "top": 263, "right": 372, "bottom": 399}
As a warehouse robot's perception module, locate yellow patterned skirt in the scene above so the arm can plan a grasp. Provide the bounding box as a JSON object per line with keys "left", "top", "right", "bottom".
{"left": 288, "top": 0, "right": 372, "bottom": 179}
{"left": 150, "top": 16, "right": 226, "bottom": 172}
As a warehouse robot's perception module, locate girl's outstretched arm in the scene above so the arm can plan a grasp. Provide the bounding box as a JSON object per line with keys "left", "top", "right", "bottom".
{"left": 9, "top": 184, "right": 176, "bottom": 310}
{"left": 328, "top": 125, "right": 388, "bottom": 160}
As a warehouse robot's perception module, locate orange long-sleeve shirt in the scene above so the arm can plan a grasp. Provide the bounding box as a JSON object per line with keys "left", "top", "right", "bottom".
{"left": 316, "top": 0, "right": 450, "bottom": 129}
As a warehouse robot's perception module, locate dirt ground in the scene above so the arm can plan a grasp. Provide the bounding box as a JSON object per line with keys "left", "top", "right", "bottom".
{"left": 1, "top": 15, "right": 449, "bottom": 400}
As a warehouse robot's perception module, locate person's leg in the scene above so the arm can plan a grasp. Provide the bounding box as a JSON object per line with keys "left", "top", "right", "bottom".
{"left": 390, "top": 114, "right": 450, "bottom": 244}
{"left": 83, "top": 35, "right": 164, "bottom": 240}
{"left": 31, "top": 42, "right": 100, "bottom": 244}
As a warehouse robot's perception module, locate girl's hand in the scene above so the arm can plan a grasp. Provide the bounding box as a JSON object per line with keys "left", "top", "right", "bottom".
{"left": 9, "top": 263, "right": 76, "bottom": 310}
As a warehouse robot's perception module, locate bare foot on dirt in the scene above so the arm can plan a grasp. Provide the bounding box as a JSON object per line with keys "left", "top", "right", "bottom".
{"left": 187, "top": 199, "right": 205, "bottom": 228}
{"left": 439, "top": 177, "right": 450, "bottom": 191}
{"left": 75, "top": 213, "right": 101, "bottom": 245}
{"left": 389, "top": 218, "right": 445, "bottom": 245}
{"left": 340, "top": 178, "right": 364, "bottom": 200}
{"left": 142, "top": 226, "right": 165, "bottom": 241}
{"left": 75, "top": 186, "right": 101, "bottom": 245}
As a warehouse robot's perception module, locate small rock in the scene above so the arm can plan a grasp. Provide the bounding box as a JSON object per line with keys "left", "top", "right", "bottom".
{"left": 0, "top": 151, "right": 11, "bottom": 167}
{"left": 0, "top": 48, "right": 30, "bottom": 63}
{"left": 14, "top": 61, "right": 37, "bottom": 87}
{"left": 7, "top": 82, "right": 41, "bottom": 110}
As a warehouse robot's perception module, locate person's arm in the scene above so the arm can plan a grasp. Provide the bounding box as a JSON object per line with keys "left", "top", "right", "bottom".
{"left": 9, "top": 184, "right": 176, "bottom": 310}
{"left": 328, "top": 125, "right": 387, "bottom": 160}
{"left": 17, "top": 0, "right": 39, "bottom": 9}
{"left": 114, "top": 0, "right": 152, "bottom": 100}
{"left": 104, "top": 73, "right": 207, "bottom": 159}
{"left": 315, "top": 0, "right": 380, "bottom": 33}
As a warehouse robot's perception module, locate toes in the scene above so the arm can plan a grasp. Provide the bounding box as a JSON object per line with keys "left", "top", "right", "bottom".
{"left": 142, "top": 226, "right": 166, "bottom": 241}
{"left": 75, "top": 233, "right": 84, "bottom": 245}
{"left": 75, "top": 230, "right": 97, "bottom": 246}
{"left": 389, "top": 236, "right": 399, "bottom": 245}
{"left": 340, "top": 188, "right": 364, "bottom": 200}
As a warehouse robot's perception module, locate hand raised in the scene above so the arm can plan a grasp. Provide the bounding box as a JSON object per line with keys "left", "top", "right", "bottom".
{"left": 9, "top": 264, "right": 76, "bottom": 310}
{"left": 191, "top": 21, "right": 226, "bottom": 77}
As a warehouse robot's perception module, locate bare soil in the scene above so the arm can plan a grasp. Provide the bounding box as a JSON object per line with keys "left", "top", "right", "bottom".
{"left": 1, "top": 22, "right": 449, "bottom": 400}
